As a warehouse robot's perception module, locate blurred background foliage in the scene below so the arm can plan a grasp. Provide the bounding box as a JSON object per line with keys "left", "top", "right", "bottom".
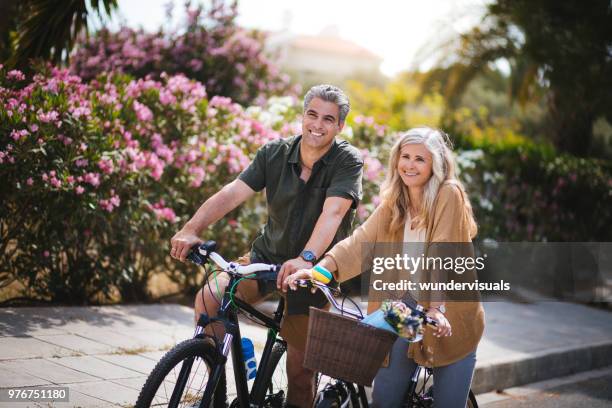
{"left": 1, "top": 0, "right": 610, "bottom": 304}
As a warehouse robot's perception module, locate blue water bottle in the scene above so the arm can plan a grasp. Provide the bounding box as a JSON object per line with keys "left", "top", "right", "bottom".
{"left": 241, "top": 337, "right": 257, "bottom": 380}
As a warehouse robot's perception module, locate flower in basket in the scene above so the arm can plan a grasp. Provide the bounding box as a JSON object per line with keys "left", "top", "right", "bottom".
{"left": 381, "top": 300, "right": 425, "bottom": 341}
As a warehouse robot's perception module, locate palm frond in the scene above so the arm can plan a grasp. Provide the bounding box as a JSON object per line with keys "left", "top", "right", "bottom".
{"left": 8, "top": 0, "right": 117, "bottom": 69}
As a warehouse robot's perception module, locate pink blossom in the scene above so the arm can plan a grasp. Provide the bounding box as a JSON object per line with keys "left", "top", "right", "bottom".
{"left": 133, "top": 100, "right": 153, "bottom": 121}
{"left": 99, "top": 192, "right": 120, "bottom": 212}
{"left": 189, "top": 166, "right": 205, "bottom": 187}
{"left": 159, "top": 89, "right": 176, "bottom": 105}
{"left": 71, "top": 106, "right": 91, "bottom": 119}
{"left": 151, "top": 204, "right": 177, "bottom": 223}
{"left": 98, "top": 158, "right": 115, "bottom": 174}
{"left": 29, "top": 124, "right": 39, "bottom": 132}
{"left": 357, "top": 204, "right": 369, "bottom": 221}
{"left": 75, "top": 186, "right": 85, "bottom": 195}
{"left": 75, "top": 158, "right": 88, "bottom": 167}
{"left": 84, "top": 172, "right": 100, "bottom": 187}
{"left": 37, "top": 110, "right": 59, "bottom": 123}
{"left": 26, "top": 177, "right": 34, "bottom": 186}
{"left": 43, "top": 250, "right": 50, "bottom": 258}
{"left": 7, "top": 70, "right": 25, "bottom": 81}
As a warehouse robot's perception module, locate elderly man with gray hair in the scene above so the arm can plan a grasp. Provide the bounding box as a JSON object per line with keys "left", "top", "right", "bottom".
{"left": 171, "top": 84, "right": 364, "bottom": 407}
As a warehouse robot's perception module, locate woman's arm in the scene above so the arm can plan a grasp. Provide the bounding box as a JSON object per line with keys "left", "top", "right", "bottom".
{"left": 324, "top": 204, "right": 385, "bottom": 282}
{"left": 281, "top": 205, "right": 385, "bottom": 292}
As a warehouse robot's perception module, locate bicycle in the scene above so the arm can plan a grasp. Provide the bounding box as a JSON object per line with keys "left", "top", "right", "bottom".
{"left": 294, "top": 279, "right": 479, "bottom": 408}
{"left": 135, "top": 240, "right": 288, "bottom": 408}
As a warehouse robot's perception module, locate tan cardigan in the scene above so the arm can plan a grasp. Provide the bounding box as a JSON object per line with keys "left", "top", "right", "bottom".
{"left": 326, "top": 183, "right": 485, "bottom": 367}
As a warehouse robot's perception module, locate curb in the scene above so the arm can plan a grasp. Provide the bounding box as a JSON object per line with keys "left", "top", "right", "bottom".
{"left": 471, "top": 340, "right": 612, "bottom": 394}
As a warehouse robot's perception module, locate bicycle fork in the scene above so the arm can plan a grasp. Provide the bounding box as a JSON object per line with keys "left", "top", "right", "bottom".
{"left": 405, "top": 365, "right": 422, "bottom": 397}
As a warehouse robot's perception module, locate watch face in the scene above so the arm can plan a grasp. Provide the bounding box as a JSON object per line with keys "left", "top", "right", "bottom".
{"left": 301, "top": 250, "right": 316, "bottom": 262}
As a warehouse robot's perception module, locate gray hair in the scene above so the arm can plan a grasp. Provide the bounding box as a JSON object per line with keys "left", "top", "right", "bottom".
{"left": 303, "top": 84, "right": 350, "bottom": 124}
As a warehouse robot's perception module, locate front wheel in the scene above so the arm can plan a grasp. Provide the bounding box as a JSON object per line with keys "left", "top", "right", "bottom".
{"left": 254, "top": 341, "right": 288, "bottom": 407}
{"left": 467, "top": 390, "right": 478, "bottom": 408}
{"left": 403, "top": 387, "right": 478, "bottom": 408}
{"left": 135, "top": 337, "right": 227, "bottom": 408}
{"left": 314, "top": 379, "right": 363, "bottom": 408}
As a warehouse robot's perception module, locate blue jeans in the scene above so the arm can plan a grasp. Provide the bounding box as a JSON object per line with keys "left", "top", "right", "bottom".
{"left": 372, "top": 339, "right": 476, "bottom": 408}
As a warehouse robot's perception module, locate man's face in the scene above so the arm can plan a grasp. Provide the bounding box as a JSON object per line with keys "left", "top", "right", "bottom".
{"left": 301, "top": 97, "right": 344, "bottom": 151}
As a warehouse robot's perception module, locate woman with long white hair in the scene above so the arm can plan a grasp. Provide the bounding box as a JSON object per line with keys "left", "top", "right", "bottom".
{"left": 284, "top": 127, "right": 485, "bottom": 407}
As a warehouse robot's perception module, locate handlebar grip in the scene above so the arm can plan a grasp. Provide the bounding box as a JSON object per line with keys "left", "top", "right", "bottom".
{"left": 186, "top": 250, "right": 206, "bottom": 265}
{"left": 186, "top": 241, "right": 217, "bottom": 265}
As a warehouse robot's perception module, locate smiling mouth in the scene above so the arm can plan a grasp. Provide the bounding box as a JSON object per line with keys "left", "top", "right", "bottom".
{"left": 403, "top": 172, "right": 419, "bottom": 176}
{"left": 309, "top": 130, "right": 324, "bottom": 137}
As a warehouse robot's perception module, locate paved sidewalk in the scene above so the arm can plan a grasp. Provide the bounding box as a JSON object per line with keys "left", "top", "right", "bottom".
{"left": 0, "top": 300, "right": 611, "bottom": 407}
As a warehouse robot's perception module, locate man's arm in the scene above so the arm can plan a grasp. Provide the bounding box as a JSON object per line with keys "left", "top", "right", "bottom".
{"left": 171, "top": 179, "right": 255, "bottom": 262}
{"left": 277, "top": 196, "right": 353, "bottom": 288}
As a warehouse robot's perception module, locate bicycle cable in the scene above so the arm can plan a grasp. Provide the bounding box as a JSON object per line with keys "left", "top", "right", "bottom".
{"left": 227, "top": 274, "right": 274, "bottom": 328}
{"left": 201, "top": 265, "right": 224, "bottom": 340}
{"left": 329, "top": 285, "right": 364, "bottom": 319}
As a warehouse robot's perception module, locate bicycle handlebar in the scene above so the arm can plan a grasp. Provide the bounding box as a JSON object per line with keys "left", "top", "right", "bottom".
{"left": 294, "top": 279, "right": 438, "bottom": 327}
{"left": 187, "top": 241, "right": 280, "bottom": 281}
{"left": 187, "top": 242, "right": 438, "bottom": 327}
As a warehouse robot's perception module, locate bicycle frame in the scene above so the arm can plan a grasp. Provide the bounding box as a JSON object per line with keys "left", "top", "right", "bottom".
{"left": 192, "top": 272, "right": 286, "bottom": 408}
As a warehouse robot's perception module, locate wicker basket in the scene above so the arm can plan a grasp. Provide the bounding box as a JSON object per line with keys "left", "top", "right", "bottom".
{"left": 304, "top": 307, "right": 397, "bottom": 386}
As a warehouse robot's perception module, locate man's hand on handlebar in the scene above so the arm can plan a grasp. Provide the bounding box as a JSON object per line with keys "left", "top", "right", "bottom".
{"left": 277, "top": 257, "right": 313, "bottom": 291}
{"left": 170, "top": 228, "right": 202, "bottom": 263}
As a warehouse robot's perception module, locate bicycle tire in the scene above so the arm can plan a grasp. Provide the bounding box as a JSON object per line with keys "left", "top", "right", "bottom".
{"left": 135, "top": 337, "right": 226, "bottom": 408}
{"left": 467, "top": 390, "right": 478, "bottom": 408}
{"left": 255, "top": 341, "right": 288, "bottom": 408}
{"left": 403, "top": 387, "right": 478, "bottom": 407}
{"left": 314, "top": 380, "right": 363, "bottom": 408}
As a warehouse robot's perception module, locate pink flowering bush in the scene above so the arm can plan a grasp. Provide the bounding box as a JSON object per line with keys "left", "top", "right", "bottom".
{"left": 0, "top": 63, "right": 388, "bottom": 304}
{"left": 70, "top": 1, "right": 295, "bottom": 107}
{"left": 0, "top": 65, "right": 301, "bottom": 303}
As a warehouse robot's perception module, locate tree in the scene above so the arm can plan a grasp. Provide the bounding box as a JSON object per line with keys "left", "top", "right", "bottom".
{"left": 422, "top": 0, "right": 612, "bottom": 157}
{"left": 0, "top": 0, "right": 117, "bottom": 69}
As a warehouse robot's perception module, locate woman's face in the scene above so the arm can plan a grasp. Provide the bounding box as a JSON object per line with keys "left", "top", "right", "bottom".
{"left": 397, "top": 143, "right": 433, "bottom": 189}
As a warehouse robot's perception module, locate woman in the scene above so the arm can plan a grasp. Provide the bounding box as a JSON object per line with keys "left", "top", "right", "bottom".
{"left": 284, "top": 127, "right": 485, "bottom": 407}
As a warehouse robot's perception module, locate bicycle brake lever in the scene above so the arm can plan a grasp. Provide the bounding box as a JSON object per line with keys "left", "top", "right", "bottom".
{"left": 295, "top": 279, "right": 311, "bottom": 288}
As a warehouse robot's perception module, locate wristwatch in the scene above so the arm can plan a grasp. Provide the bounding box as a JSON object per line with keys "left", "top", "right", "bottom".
{"left": 300, "top": 250, "right": 317, "bottom": 264}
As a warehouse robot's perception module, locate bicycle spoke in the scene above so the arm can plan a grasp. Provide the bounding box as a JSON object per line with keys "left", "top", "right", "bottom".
{"left": 147, "top": 354, "right": 213, "bottom": 407}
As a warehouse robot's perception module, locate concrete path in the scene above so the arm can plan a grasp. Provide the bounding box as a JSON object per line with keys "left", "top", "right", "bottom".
{"left": 0, "top": 299, "right": 611, "bottom": 407}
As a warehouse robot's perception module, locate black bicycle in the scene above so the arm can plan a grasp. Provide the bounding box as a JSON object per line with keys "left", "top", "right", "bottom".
{"left": 135, "top": 240, "right": 288, "bottom": 408}
{"left": 296, "top": 279, "right": 479, "bottom": 408}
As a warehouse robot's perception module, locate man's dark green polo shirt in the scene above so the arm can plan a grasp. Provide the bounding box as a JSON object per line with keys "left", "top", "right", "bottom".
{"left": 239, "top": 135, "right": 363, "bottom": 266}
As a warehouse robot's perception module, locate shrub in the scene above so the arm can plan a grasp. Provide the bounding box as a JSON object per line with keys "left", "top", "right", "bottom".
{"left": 455, "top": 139, "right": 612, "bottom": 242}
{"left": 0, "top": 65, "right": 293, "bottom": 303}
{"left": 70, "top": 1, "right": 296, "bottom": 107}
{"left": 0, "top": 66, "right": 385, "bottom": 304}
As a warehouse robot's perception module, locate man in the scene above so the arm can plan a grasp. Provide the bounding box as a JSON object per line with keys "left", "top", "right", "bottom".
{"left": 170, "top": 84, "right": 363, "bottom": 408}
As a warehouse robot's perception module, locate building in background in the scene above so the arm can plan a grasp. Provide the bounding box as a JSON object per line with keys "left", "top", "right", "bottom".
{"left": 266, "top": 25, "right": 384, "bottom": 87}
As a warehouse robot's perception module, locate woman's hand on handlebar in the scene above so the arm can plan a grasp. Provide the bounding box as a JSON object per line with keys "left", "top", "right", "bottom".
{"left": 282, "top": 268, "right": 313, "bottom": 292}
{"left": 170, "top": 228, "right": 202, "bottom": 262}
{"left": 277, "top": 257, "right": 313, "bottom": 290}
{"left": 426, "top": 308, "right": 452, "bottom": 338}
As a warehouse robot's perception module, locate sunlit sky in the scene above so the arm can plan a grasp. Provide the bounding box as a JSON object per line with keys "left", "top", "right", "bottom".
{"left": 105, "top": 0, "right": 490, "bottom": 76}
